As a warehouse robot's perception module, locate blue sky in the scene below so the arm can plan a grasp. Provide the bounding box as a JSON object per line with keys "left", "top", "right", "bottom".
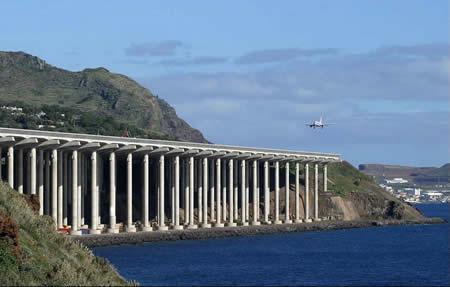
{"left": 1, "top": 1, "right": 448, "bottom": 167}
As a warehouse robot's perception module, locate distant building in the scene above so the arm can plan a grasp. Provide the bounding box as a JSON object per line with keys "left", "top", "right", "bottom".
{"left": 386, "top": 177, "right": 408, "bottom": 184}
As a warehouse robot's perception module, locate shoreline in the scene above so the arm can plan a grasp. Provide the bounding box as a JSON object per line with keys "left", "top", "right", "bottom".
{"left": 73, "top": 217, "right": 445, "bottom": 247}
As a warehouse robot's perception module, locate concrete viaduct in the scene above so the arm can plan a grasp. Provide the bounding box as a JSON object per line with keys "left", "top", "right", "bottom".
{"left": 0, "top": 127, "right": 341, "bottom": 235}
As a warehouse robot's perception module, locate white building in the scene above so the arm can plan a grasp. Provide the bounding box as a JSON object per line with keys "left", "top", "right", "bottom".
{"left": 386, "top": 177, "right": 408, "bottom": 184}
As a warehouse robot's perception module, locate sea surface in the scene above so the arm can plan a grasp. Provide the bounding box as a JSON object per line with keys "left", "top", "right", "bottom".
{"left": 93, "top": 203, "right": 449, "bottom": 286}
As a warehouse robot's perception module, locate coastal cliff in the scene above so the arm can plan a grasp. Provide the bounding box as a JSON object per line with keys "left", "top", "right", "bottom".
{"left": 0, "top": 183, "right": 131, "bottom": 286}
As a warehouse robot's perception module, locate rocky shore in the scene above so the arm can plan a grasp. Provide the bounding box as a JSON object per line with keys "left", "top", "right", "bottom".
{"left": 73, "top": 217, "right": 445, "bottom": 247}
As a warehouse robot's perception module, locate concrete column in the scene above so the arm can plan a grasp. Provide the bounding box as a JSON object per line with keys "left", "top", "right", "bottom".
{"left": 173, "top": 156, "right": 182, "bottom": 230}
{"left": 30, "top": 148, "right": 36, "bottom": 195}
{"left": 96, "top": 155, "right": 101, "bottom": 227}
{"left": 38, "top": 150, "right": 43, "bottom": 215}
{"left": 7, "top": 146, "right": 14, "bottom": 188}
{"left": 17, "top": 148, "right": 23, "bottom": 193}
{"left": 57, "top": 151, "right": 63, "bottom": 228}
{"left": 314, "top": 163, "right": 320, "bottom": 221}
{"left": 214, "top": 158, "right": 223, "bottom": 227}
{"left": 170, "top": 161, "right": 175, "bottom": 224}
{"left": 77, "top": 153, "right": 82, "bottom": 228}
{"left": 26, "top": 151, "right": 30, "bottom": 194}
{"left": 324, "top": 164, "right": 328, "bottom": 192}
{"left": 183, "top": 159, "right": 189, "bottom": 226}
{"left": 294, "top": 162, "right": 302, "bottom": 223}
{"left": 70, "top": 150, "right": 81, "bottom": 235}
{"left": 142, "top": 154, "right": 151, "bottom": 231}
{"left": 80, "top": 154, "right": 84, "bottom": 227}
{"left": 44, "top": 152, "right": 50, "bottom": 215}
{"left": 90, "top": 151, "right": 100, "bottom": 234}
{"left": 108, "top": 152, "right": 118, "bottom": 233}
{"left": 157, "top": 154, "right": 168, "bottom": 230}
{"left": 201, "top": 157, "right": 210, "bottom": 228}
{"left": 304, "top": 163, "right": 311, "bottom": 222}
{"left": 284, "top": 162, "right": 292, "bottom": 224}
{"left": 240, "top": 160, "right": 247, "bottom": 226}
{"left": 63, "top": 153, "right": 68, "bottom": 225}
{"left": 51, "top": 149, "right": 58, "bottom": 227}
{"left": 251, "top": 160, "right": 260, "bottom": 225}
{"left": 197, "top": 159, "right": 202, "bottom": 224}
{"left": 210, "top": 161, "right": 215, "bottom": 223}
{"left": 245, "top": 163, "right": 249, "bottom": 222}
{"left": 221, "top": 160, "right": 227, "bottom": 222}
{"left": 227, "top": 159, "right": 236, "bottom": 227}
{"left": 274, "top": 161, "right": 281, "bottom": 224}
{"left": 264, "top": 161, "right": 270, "bottom": 224}
{"left": 233, "top": 165, "right": 238, "bottom": 220}
{"left": 188, "top": 156, "right": 196, "bottom": 229}
{"left": 126, "top": 152, "right": 136, "bottom": 232}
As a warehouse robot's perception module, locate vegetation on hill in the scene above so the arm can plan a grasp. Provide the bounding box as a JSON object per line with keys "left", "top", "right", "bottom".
{"left": 325, "top": 161, "right": 424, "bottom": 220}
{"left": 0, "top": 182, "right": 131, "bottom": 286}
{"left": 0, "top": 51, "right": 207, "bottom": 142}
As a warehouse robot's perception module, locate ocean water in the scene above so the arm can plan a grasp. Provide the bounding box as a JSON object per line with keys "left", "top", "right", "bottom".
{"left": 93, "top": 204, "right": 449, "bottom": 286}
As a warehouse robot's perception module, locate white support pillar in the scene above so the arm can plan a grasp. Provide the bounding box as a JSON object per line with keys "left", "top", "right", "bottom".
{"left": 57, "top": 151, "right": 63, "bottom": 228}
{"left": 187, "top": 156, "right": 196, "bottom": 229}
{"left": 251, "top": 160, "right": 260, "bottom": 225}
{"left": 170, "top": 161, "right": 175, "bottom": 225}
{"left": 274, "top": 161, "right": 281, "bottom": 224}
{"left": 304, "top": 163, "right": 312, "bottom": 222}
{"left": 70, "top": 150, "right": 81, "bottom": 235}
{"left": 324, "top": 164, "right": 328, "bottom": 192}
{"left": 90, "top": 151, "right": 100, "bottom": 234}
{"left": 227, "top": 159, "right": 236, "bottom": 227}
{"left": 221, "top": 160, "right": 227, "bottom": 223}
{"left": 314, "top": 163, "right": 320, "bottom": 221}
{"left": 107, "top": 152, "right": 118, "bottom": 233}
{"left": 157, "top": 154, "right": 168, "bottom": 230}
{"left": 44, "top": 152, "right": 50, "bottom": 215}
{"left": 241, "top": 160, "right": 248, "bottom": 226}
{"left": 51, "top": 149, "right": 58, "bottom": 228}
{"left": 197, "top": 159, "right": 202, "bottom": 225}
{"left": 125, "top": 152, "right": 136, "bottom": 232}
{"left": 173, "top": 156, "right": 182, "bottom": 230}
{"left": 63, "top": 153, "right": 68, "bottom": 225}
{"left": 245, "top": 162, "right": 249, "bottom": 223}
{"left": 38, "top": 150, "right": 43, "bottom": 215}
{"left": 17, "top": 148, "right": 23, "bottom": 194}
{"left": 30, "top": 148, "right": 36, "bottom": 195}
{"left": 284, "top": 162, "right": 292, "bottom": 224}
{"left": 80, "top": 154, "right": 85, "bottom": 227}
{"left": 263, "top": 161, "right": 270, "bottom": 224}
{"left": 201, "top": 157, "right": 210, "bottom": 228}
{"left": 233, "top": 164, "right": 238, "bottom": 220}
{"left": 210, "top": 160, "right": 215, "bottom": 223}
{"left": 77, "top": 153, "right": 82, "bottom": 228}
{"left": 7, "top": 146, "right": 14, "bottom": 189}
{"left": 142, "top": 154, "right": 151, "bottom": 231}
{"left": 214, "top": 158, "right": 223, "bottom": 227}
{"left": 183, "top": 159, "right": 189, "bottom": 226}
{"left": 294, "top": 162, "right": 302, "bottom": 223}
{"left": 26, "top": 151, "right": 30, "bottom": 194}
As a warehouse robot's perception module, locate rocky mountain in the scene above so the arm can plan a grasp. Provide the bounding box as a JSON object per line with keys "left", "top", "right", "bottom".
{"left": 0, "top": 51, "right": 207, "bottom": 142}
{"left": 359, "top": 163, "right": 450, "bottom": 185}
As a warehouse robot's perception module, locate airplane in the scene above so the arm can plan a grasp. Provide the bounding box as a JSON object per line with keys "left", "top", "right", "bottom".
{"left": 306, "top": 116, "right": 334, "bottom": 129}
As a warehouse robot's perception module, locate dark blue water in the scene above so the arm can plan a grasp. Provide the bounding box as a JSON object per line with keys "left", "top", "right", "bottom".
{"left": 94, "top": 204, "right": 449, "bottom": 286}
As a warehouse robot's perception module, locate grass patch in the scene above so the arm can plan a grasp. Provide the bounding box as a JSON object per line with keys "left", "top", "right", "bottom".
{"left": 0, "top": 182, "right": 132, "bottom": 286}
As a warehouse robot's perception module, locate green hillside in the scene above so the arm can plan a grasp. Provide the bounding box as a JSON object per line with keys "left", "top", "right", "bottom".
{"left": 0, "top": 51, "right": 207, "bottom": 142}
{"left": 0, "top": 182, "right": 131, "bottom": 286}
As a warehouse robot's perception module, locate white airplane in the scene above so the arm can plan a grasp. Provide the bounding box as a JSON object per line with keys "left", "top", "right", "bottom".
{"left": 306, "top": 116, "right": 334, "bottom": 129}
